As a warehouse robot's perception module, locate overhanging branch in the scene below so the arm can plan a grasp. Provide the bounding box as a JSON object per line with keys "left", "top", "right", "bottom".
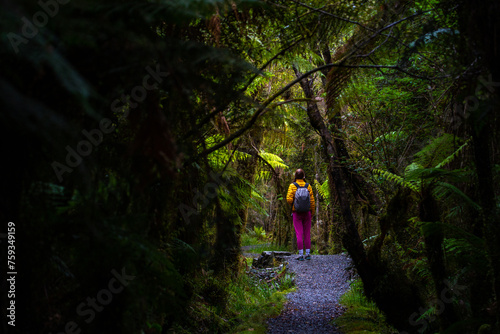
{"left": 194, "top": 62, "right": 437, "bottom": 160}
{"left": 187, "top": 38, "right": 306, "bottom": 139}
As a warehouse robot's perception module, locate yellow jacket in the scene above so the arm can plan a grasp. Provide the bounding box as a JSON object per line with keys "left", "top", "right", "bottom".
{"left": 286, "top": 179, "right": 315, "bottom": 213}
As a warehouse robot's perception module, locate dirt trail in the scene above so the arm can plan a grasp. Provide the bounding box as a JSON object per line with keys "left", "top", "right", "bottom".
{"left": 266, "top": 254, "right": 352, "bottom": 334}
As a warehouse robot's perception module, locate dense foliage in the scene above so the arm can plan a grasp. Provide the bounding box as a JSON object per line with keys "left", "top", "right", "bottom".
{"left": 1, "top": 0, "right": 499, "bottom": 333}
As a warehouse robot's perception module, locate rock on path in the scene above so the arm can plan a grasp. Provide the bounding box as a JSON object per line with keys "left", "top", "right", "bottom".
{"left": 266, "top": 254, "right": 352, "bottom": 334}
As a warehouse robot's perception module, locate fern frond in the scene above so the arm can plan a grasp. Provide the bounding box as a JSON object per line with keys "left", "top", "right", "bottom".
{"left": 443, "top": 238, "right": 486, "bottom": 260}
{"left": 254, "top": 171, "right": 271, "bottom": 182}
{"left": 405, "top": 167, "right": 467, "bottom": 184}
{"left": 435, "top": 140, "right": 469, "bottom": 169}
{"left": 433, "top": 181, "right": 480, "bottom": 211}
{"left": 373, "top": 169, "right": 420, "bottom": 193}
{"left": 234, "top": 150, "right": 252, "bottom": 160}
{"left": 405, "top": 162, "right": 424, "bottom": 173}
{"left": 314, "top": 179, "right": 330, "bottom": 200}
{"left": 248, "top": 196, "right": 269, "bottom": 216}
{"left": 259, "top": 151, "right": 289, "bottom": 170}
{"left": 251, "top": 189, "right": 266, "bottom": 203}
{"left": 206, "top": 134, "right": 253, "bottom": 169}
{"left": 359, "top": 155, "right": 374, "bottom": 167}
{"left": 413, "top": 134, "right": 460, "bottom": 168}
{"left": 215, "top": 168, "right": 269, "bottom": 217}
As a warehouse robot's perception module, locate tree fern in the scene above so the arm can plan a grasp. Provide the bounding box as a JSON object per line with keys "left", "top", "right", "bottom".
{"left": 373, "top": 135, "right": 476, "bottom": 210}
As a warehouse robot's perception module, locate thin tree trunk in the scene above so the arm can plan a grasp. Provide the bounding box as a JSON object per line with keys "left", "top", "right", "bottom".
{"left": 314, "top": 150, "right": 320, "bottom": 234}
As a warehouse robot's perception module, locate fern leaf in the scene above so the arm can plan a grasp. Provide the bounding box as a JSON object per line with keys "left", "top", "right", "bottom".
{"left": 373, "top": 169, "right": 419, "bottom": 192}
{"left": 259, "top": 151, "right": 289, "bottom": 170}
{"left": 314, "top": 179, "right": 330, "bottom": 200}
{"left": 435, "top": 140, "right": 469, "bottom": 169}
{"left": 255, "top": 171, "right": 271, "bottom": 182}
{"left": 433, "top": 181, "right": 480, "bottom": 211}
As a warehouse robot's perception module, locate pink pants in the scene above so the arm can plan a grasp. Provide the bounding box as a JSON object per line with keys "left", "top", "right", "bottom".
{"left": 293, "top": 211, "right": 311, "bottom": 250}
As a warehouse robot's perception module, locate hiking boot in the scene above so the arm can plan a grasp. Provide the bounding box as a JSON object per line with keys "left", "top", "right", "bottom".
{"left": 297, "top": 256, "right": 304, "bottom": 261}
{"left": 305, "top": 254, "right": 311, "bottom": 260}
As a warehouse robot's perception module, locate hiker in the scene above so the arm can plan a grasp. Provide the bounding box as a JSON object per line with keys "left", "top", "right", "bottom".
{"left": 286, "top": 169, "right": 315, "bottom": 261}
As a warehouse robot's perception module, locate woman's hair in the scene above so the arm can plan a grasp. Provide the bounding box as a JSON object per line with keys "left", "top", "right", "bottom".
{"left": 294, "top": 169, "right": 305, "bottom": 182}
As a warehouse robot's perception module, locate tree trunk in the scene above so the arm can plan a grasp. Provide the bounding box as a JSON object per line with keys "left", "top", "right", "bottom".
{"left": 471, "top": 121, "right": 500, "bottom": 327}
{"left": 293, "top": 68, "right": 376, "bottom": 289}
{"left": 213, "top": 201, "right": 240, "bottom": 276}
{"left": 419, "top": 190, "right": 458, "bottom": 331}
{"left": 294, "top": 64, "right": 423, "bottom": 332}
{"left": 458, "top": 0, "right": 500, "bottom": 328}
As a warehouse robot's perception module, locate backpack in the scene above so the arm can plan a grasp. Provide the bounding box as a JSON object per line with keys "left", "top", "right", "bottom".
{"left": 293, "top": 182, "right": 311, "bottom": 213}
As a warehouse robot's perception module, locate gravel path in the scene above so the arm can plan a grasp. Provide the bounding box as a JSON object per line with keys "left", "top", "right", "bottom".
{"left": 266, "top": 254, "right": 352, "bottom": 334}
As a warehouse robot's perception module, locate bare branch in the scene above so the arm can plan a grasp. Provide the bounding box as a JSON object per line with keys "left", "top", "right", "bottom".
{"left": 287, "top": 2, "right": 442, "bottom": 76}
{"left": 270, "top": 98, "right": 315, "bottom": 107}
{"left": 289, "top": 0, "right": 374, "bottom": 32}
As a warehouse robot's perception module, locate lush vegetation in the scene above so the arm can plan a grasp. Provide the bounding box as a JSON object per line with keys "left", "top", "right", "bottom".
{"left": 1, "top": 0, "right": 499, "bottom": 333}
{"left": 170, "top": 258, "right": 294, "bottom": 334}
{"left": 335, "top": 279, "right": 396, "bottom": 334}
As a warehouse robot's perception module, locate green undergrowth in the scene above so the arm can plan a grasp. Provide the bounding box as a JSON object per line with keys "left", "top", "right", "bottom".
{"left": 230, "top": 258, "right": 295, "bottom": 333}
{"left": 241, "top": 228, "right": 272, "bottom": 246}
{"left": 241, "top": 233, "right": 265, "bottom": 246}
{"left": 334, "top": 279, "right": 397, "bottom": 334}
{"left": 241, "top": 229, "right": 290, "bottom": 254}
{"left": 247, "top": 244, "right": 290, "bottom": 254}
{"left": 171, "top": 256, "right": 295, "bottom": 333}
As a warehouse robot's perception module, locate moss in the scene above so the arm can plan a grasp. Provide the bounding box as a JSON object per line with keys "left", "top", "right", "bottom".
{"left": 335, "top": 307, "right": 395, "bottom": 333}
{"left": 334, "top": 279, "right": 397, "bottom": 334}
